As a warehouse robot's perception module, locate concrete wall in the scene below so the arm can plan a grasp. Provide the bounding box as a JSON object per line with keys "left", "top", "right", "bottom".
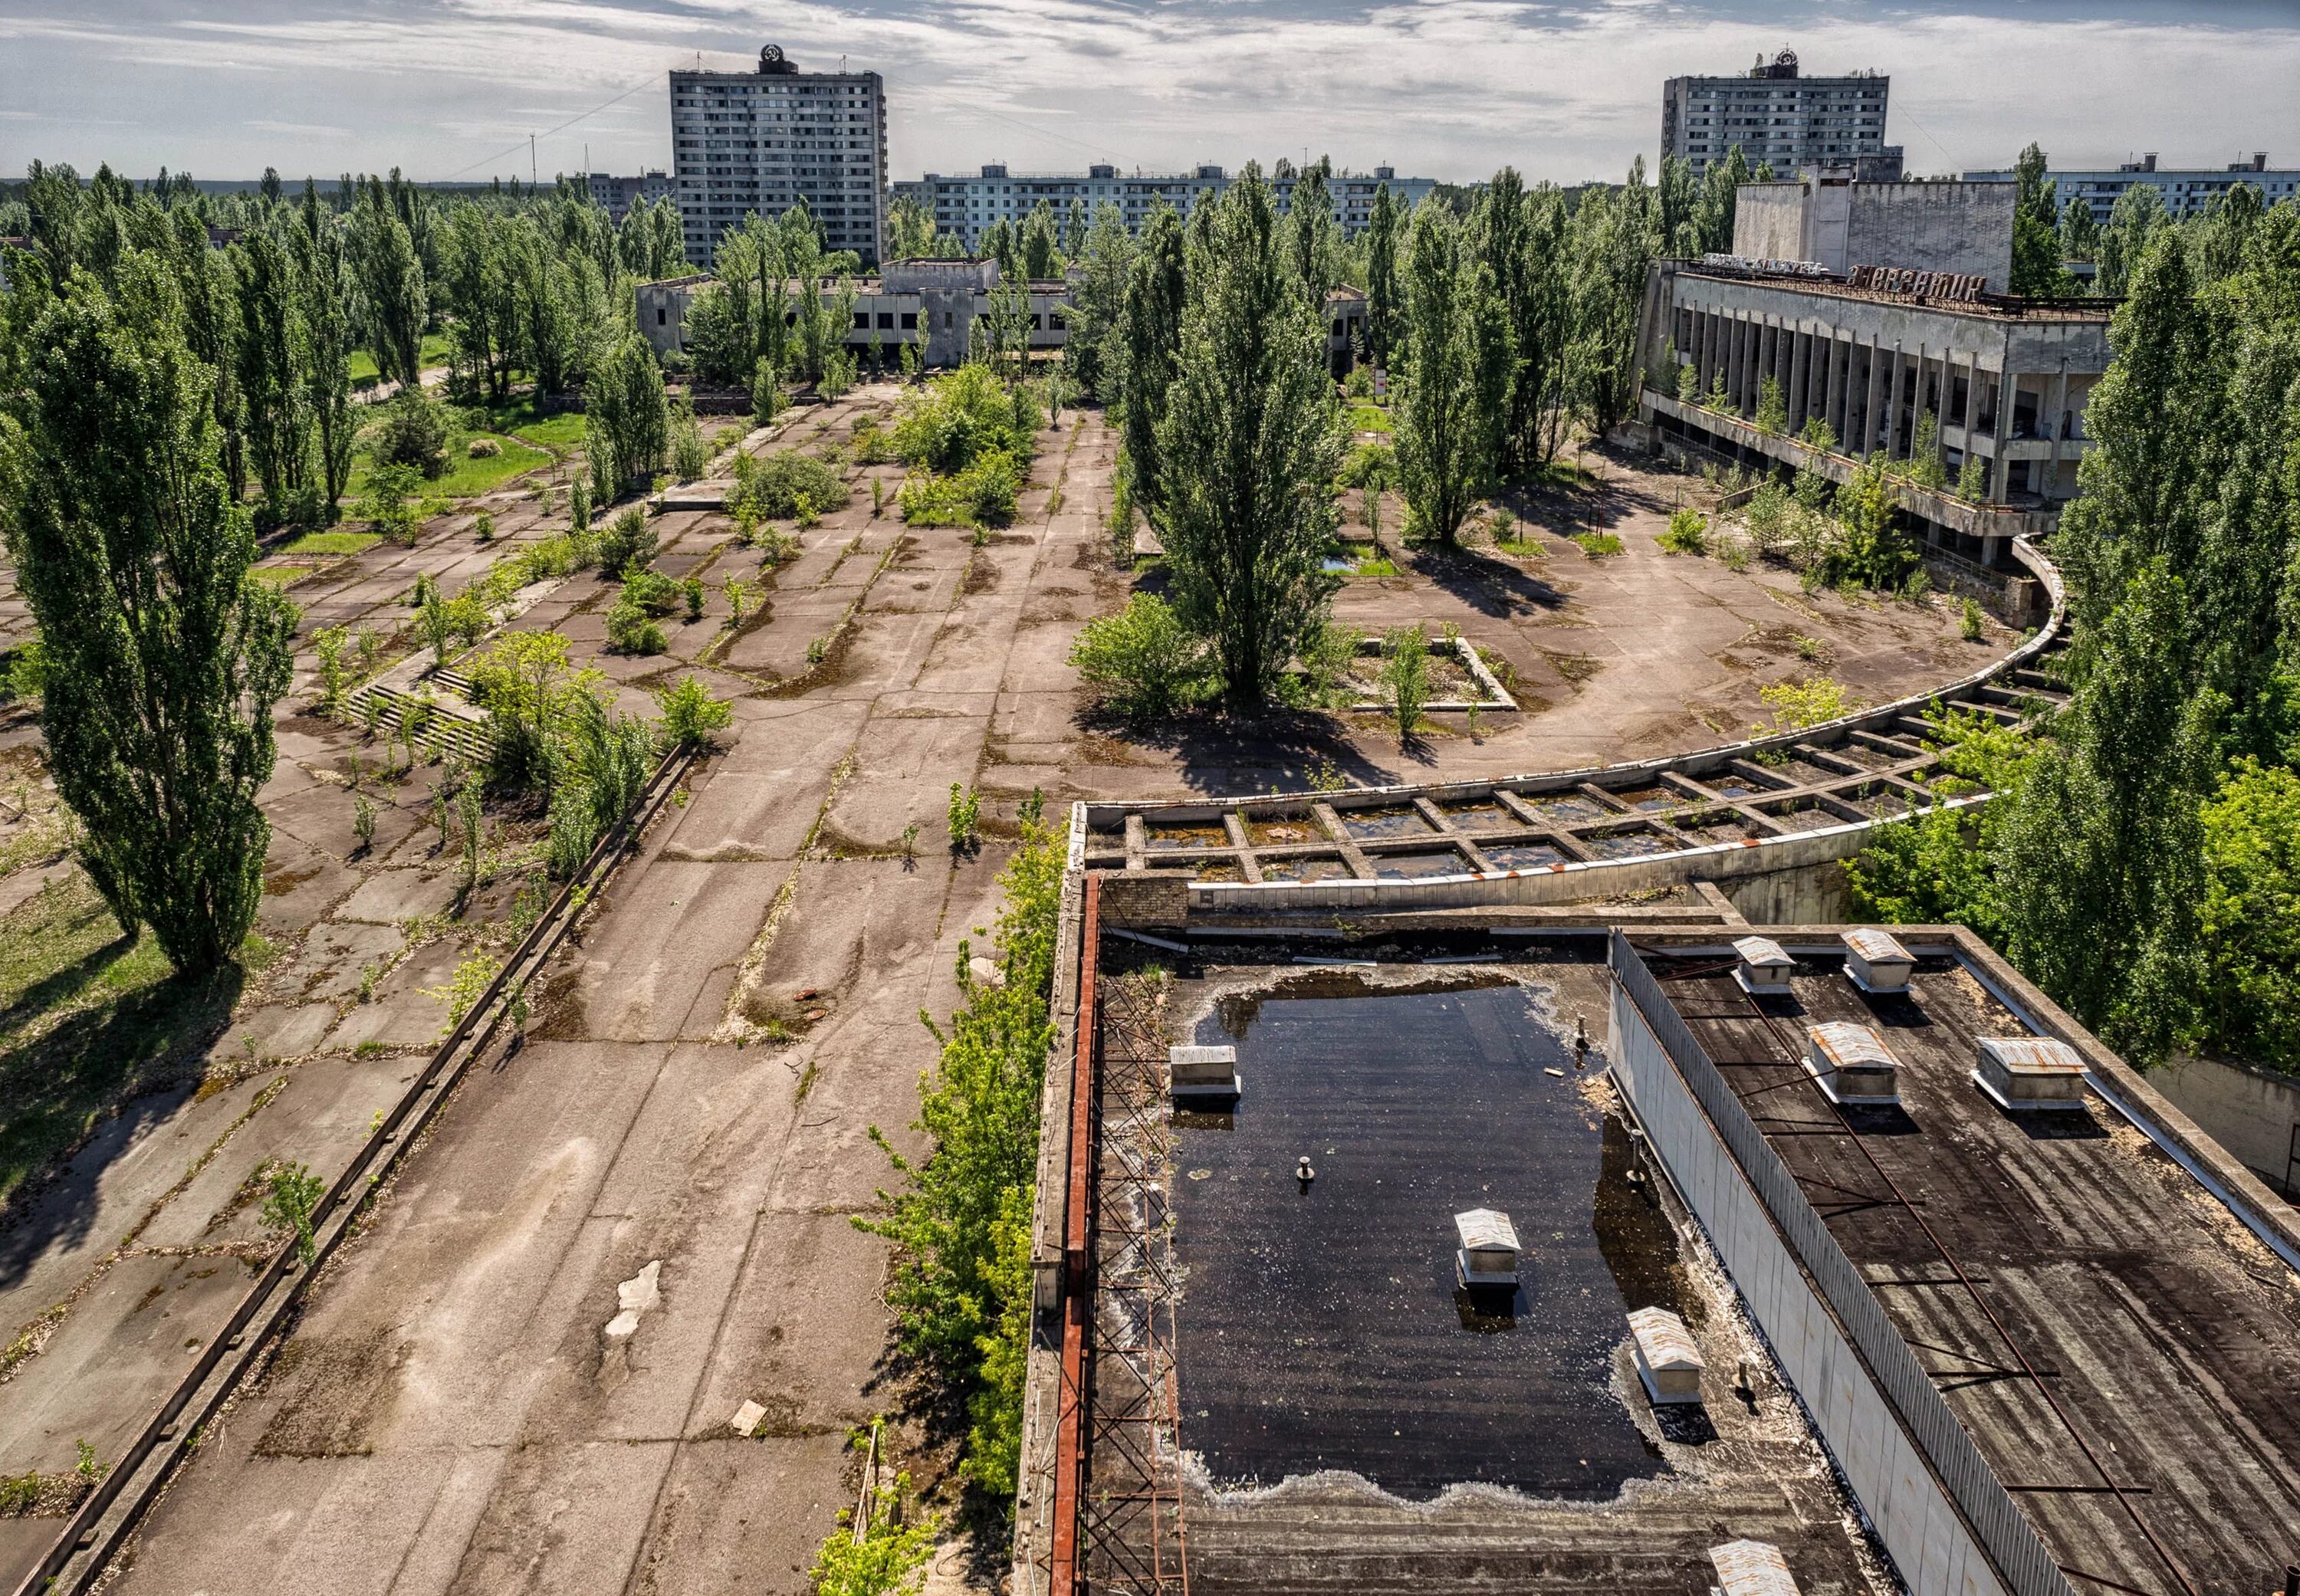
{"left": 1715, "top": 859, "right": 1852, "bottom": 925}
{"left": 1733, "top": 183, "right": 1811, "bottom": 262}
{"left": 1609, "top": 985, "right": 2013, "bottom": 1596}
{"left": 2153, "top": 1054, "right": 2300, "bottom": 1197}
{"left": 1845, "top": 183, "right": 2016, "bottom": 293}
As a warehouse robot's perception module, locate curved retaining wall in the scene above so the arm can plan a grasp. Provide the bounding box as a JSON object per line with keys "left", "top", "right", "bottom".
{"left": 1076, "top": 538, "right": 2064, "bottom": 915}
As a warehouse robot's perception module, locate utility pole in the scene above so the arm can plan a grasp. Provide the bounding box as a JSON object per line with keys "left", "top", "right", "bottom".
{"left": 531, "top": 134, "right": 538, "bottom": 186}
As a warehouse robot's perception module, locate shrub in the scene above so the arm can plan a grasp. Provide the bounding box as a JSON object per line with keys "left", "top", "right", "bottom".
{"left": 1798, "top": 416, "right": 1838, "bottom": 453}
{"left": 1957, "top": 453, "right": 1989, "bottom": 501}
{"left": 261, "top": 1162, "right": 326, "bottom": 1267}
{"left": 1753, "top": 375, "right": 1786, "bottom": 434}
{"left": 948, "top": 783, "right": 981, "bottom": 852}
{"left": 682, "top": 577, "right": 705, "bottom": 622}
{"left": 619, "top": 568, "right": 683, "bottom": 616}
{"left": 1298, "top": 620, "right": 1365, "bottom": 706}
{"left": 1677, "top": 362, "right": 1701, "bottom": 402}
{"left": 807, "top": 1470, "right": 938, "bottom": 1596}
{"left": 1337, "top": 438, "right": 1395, "bottom": 490}
{"left": 1659, "top": 507, "right": 1707, "bottom": 555}
{"left": 606, "top": 599, "right": 666, "bottom": 655}
{"left": 358, "top": 462, "right": 427, "bottom": 543}
{"left": 654, "top": 674, "right": 732, "bottom": 750}
{"left": 595, "top": 507, "right": 658, "bottom": 575}
{"left": 729, "top": 448, "right": 851, "bottom": 520}
{"left": 1069, "top": 594, "right": 1209, "bottom": 719}
{"left": 467, "top": 436, "right": 501, "bottom": 459}
{"left": 1961, "top": 596, "right": 1986, "bottom": 641}
{"left": 472, "top": 511, "right": 494, "bottom": 542}
{"left": 569, "top": 476, "right": 591, "bottom": 532}
{"left": 546, "top": 783, "right": 598, "bottom": 878}
{"left": 891, "top": 363, "right": 1039, "bottom": 475}
{"left": 1382, "top": 623, "right": 1431, "bottom": 742}
{"left": 669, "top": 406, "right": 711, "bottom": 482}
{"left": 1757, "top": 676, "right": 1858, "bottom": 734}
{"left": 1343, "top": 365, "right": 1374, "bottom": 399}
{"left": 371, "top": 389, "right": 452, "bottom": 478}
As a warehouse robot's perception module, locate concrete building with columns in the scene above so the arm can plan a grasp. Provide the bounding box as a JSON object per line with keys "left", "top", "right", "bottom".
{"left": 1631, "top": 255, "right": 2111, "bottom": 580}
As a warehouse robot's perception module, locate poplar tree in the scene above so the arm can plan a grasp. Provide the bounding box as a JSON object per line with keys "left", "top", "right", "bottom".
{"left": 0, "top": 258, "right": 295, "bottom": 974}
{"left": 235, "top": 226, "right": 314, "bottom": 522}
{"left": 352, "top": 190, "right": 426, "bottom": 389}
{"left": 1061, "top": 202, "right": 1135, "bottom": 399}
{"left": 297, "top": 183, "right": 359, "bottom": 518}
{"left": 1286, "top": 160, "right": 1339, "bottom": 307}
{"left": 1396, "top": 199, "right": 1509, "bottom": 546}
{"left": 1154, "top": 168, "right": 1341, "bottom": 711}
{"left": 1117, "top": 205, "right": 1186, "bottom": 517}
{"left": 1365, "top": 183, "right": 1401, "bottom": 369}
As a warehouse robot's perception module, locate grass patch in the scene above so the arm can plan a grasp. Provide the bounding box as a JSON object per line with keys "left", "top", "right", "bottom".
{"left": 0, "top": 873, "right": 242, "bottom": 1216}
{"left": 1573, "top": 531, "right": 1625, "bottom": 558}
{"left": 349, "top": 331, "right": 453, "bottom": 388}
{"left": 462, "top": 393, "right": 589, "bottom": 454}
{"left": 1346, "top": 402, "right": 1392, "bottom": 435}
{"left": 278, "top": 530, "right": 381, "bottom": 559}
{"left": 249, "top": 566, "right": 314, "bottom": 589}
{"left": 1493, "top": 537, "right": 1548, "bottom": 560}
{"left": 347, "top": 432, "right": 551, "bottom": 504}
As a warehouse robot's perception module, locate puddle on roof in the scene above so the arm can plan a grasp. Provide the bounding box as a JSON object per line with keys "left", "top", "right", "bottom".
{"left": 1369, "top": 848, "right": 1467, "bottom": 879}
{"left": 1481, "top": 841, "right": 1568, "bottom": 870}
{"left": 1171, "top": 979, "right": 1670, "bottom": 1501}
{"left": 1339, "top": 806, "right": 1434, "bottom": 841}
{"left": 1441, "top": 800, "right": 1528, "bottom": 833}
{"left": 1147, "top": 823, "right": 1228, "bottom": 849}
{"left": 1581, "top": 827, "right": 1676, "bottom": 859}
{"left": 1525, "top": 793, "right": 1605, "bottom": 823}
{"left": 1255, "top": 855, "right": 1355, "bottom": 884}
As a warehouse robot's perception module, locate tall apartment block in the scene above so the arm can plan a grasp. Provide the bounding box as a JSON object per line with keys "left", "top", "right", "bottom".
{"left": 1661, "top": 51, "right": 1899, "bottom": 182}
{"left": 669, "top": 44, "right": 888, "bottom": 267}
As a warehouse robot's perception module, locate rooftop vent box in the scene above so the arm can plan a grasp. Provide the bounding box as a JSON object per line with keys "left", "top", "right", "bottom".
{"left": 1168, "top": 1044, "right": 1240, "bottom": 1102}
{"left": 1840, "top": 928, "right": 1914, "bottom": 994}
{"left": 1710, "top": 1539, "right": 1802, "bottom": 1596}
{"left": 1802, "top": 1021, "right": 1899, "bottom": 1106}
{"left": 1628, "top": 1306, "right": 1705, "bottom": 1405}
{"left": 1732, "top": 935, "right": 1796, "bottom": 997}
{"left": 1973, "top": 1036, "right": 2087, "bottom": 1111}
{"left": 1454, "top": 1208, "right": 1520, "bottom": 1289}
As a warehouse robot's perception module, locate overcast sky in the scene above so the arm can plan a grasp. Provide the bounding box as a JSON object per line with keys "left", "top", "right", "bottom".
{"left": 3, "top": 0, "right": 2296, "bottom": 188}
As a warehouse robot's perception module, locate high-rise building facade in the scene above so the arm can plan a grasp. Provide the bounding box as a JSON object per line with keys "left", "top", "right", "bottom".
{"left": 1661, "top": 51, "right": 1898, "bottom": 181}
{"left": 893, "top": 163, "right": 1437, "bottom": 250}
{"left": 669, "top": 44, "right": 887, "bottom": 265}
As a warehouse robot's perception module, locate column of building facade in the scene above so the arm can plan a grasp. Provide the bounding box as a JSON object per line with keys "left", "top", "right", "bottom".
{"left": 1832, "top": 333, "right": 1852, "bottom": 446}
{"left": 1788, "top": 325, "right": 1811, "bottom": 435}
{"left": 1990, "top": 363, "right": 2016, "bottom": 500}
{"left": 2044, "top": 363, "right": 2070, "bottom": 501}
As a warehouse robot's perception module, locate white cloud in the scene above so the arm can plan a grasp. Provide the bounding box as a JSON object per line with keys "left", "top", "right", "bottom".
{"left": 0, "top": 1, "right": 2292, "bottom": 185}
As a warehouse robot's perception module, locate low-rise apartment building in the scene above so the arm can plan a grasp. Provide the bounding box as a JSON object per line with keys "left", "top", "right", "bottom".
{"left": 895, "top": 163, "right": 1436, "bottom": 248}
{"left": 636, "top": 259, "right": 1368, "bottom": 375}
{"left": 1962, "top": 149, "right": 2298, "bottom": 223}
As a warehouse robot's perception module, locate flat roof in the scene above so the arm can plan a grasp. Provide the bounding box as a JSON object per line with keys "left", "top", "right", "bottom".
{"left": 1638, "top": 944, "right": 2300, "bottom": 1594}
{"left": 1080, "top": 934, "right": 1892, "bottom": 1594}
{"left": 1668, "top": 261, "right": 2117, "bottom": 323}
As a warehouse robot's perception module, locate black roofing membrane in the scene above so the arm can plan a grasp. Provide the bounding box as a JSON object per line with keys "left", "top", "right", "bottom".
{"left": 1171, "top": 975, "right": 1671, "bottom": 1501}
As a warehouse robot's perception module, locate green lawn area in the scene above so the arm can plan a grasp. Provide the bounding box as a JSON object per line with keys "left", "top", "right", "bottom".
{"left": 349, "top": 330, "right": 455, "bottom": 387}
{"left": 0, "top": 872, "right": 247, "bottom": 1219}
{"left": 279, "top": 530, "right": 382, "bottom": 559}
{"left": 1348, "top": 402, "right": 1392, "bottom": 435}
{"left": 346, "top": 430, "right": 554, "bottom": 505}
{"left": 461, "top": 394, "right": 589, "bottom": 453}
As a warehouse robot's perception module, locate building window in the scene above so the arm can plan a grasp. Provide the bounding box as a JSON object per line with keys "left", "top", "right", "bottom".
{"left": 656, "top": 308, "right": 667, "bottom": 327}
{"left": 900, "top": 312, "right": 918, "bottom": 330}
